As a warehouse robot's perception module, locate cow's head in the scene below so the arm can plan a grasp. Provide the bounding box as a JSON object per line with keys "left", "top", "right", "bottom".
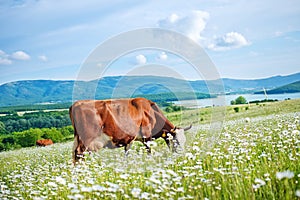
{"left": 163, "top": 124, "right": 192, "bottom": 152}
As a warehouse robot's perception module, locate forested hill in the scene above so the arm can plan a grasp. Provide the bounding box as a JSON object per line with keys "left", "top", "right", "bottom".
{"left": 0, "top": 72, "right": 300, "bottom": 107}
{"left": 255, "top": 80, "right": 300, "bottom": 94}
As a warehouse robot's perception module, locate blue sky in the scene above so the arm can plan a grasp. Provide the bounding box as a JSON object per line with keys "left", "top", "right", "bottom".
{"left": 0, "top": 0, "right": 300, "bottom": 84}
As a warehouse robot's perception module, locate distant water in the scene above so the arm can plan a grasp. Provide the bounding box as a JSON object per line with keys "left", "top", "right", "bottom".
{"left": 173, "top": 92, "right": 300, "bottom": 108}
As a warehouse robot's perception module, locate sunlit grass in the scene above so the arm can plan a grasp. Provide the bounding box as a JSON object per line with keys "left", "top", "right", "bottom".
{"left": 0, "top": 100, "right": 299, "bottom": 199}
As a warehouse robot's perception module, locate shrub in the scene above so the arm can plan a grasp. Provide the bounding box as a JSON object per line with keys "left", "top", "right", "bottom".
{"left": 0, "top": 143, "right": 4, "bottom": 151}
{"left": 234, "top": 107, "right": 240, "bottom": 113}
{"left": 0, "top": 121, "right": 7, "bottom": 134}
{"left": 165, "top": 106, "right": 173, "bottom": 113}
{"left": 2, "top": 136, "right": 15, "bottom": 144}
{"left": 14, "top": 128, "right": 43, "bottom": 147}
{"left": 42, "top": 128, "right": 63, "bottom": 143}
{"left": 231, "top": 96, "right": 247, "bottom": 105}
{"left": 60, "top": 126, "right": 74, "bottom": 137}
{"left": 164, "top": 104, "right": 186, "bottom": 113}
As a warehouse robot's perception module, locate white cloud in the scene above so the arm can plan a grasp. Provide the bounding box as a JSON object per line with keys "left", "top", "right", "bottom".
{"left": 11, "top": 51, "right": 31, "bottom": 60}
{"left": 0, "top": 50, "right": 6, "bottom": 56}
{"left": 158, "top": 12, "right": 250, "bottom": 51}
{"left": 0, "top": 50, "right": 12, "bottom": 65}
{"left": 208, "top": 32, "right": 250, "bottom": 51}
{"left": 135, "top": 54, "right": 147, "bottom": 65}
{"left": 0, "top": 58, "right": 12, "bottom": 65}
{"left": 274, "top": 31, "right": 283, "bottom": 37}
{"left": 158, "top": 52, "right": 168, "bottom": 61}
{"left": 168, "top": 14, "right": 179, "bottom": 23}
{"left": 38, "top": 55, "right": 48, "bottom": 62}
{"left": 158, "top": 10, "right": 209, "bottom": 42}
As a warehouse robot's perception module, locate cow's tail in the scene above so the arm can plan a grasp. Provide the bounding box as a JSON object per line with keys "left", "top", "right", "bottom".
{"left": 69, "top": 105, "right": 80, "bottom": 164}
{"left": 69, "top": 105, "right": 77, "bottom": 136}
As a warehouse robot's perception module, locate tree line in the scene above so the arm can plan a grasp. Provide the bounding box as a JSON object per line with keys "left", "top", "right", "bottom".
{"left": 0, "top": 126, "right": 74, "bottom": 151}
{"left": 0, "top": 110, "right": 73, "bottom": 151}
{"left": 0, "top": 111, "right": 71, "bottom": 134}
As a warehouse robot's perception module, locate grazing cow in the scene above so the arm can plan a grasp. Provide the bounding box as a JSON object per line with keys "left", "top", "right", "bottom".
{"left": 36, "top": 139, "right": 53, "bottom": 146}
{"left": 69, "top": 97, "right": 192, "bottom": 163}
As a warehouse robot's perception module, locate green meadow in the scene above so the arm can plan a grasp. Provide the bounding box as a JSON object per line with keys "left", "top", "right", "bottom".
{"left": 0, "top": 99, "right": 299, "bottom": 199}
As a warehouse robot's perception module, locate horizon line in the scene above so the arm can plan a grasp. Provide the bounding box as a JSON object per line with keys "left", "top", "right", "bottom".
{"left": 1, "top": 71, "right": 300, "bottom": 86}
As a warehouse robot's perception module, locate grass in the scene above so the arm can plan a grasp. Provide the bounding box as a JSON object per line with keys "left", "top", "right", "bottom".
{"left": 0, "top": 99, "right": 299, "bottom": 199}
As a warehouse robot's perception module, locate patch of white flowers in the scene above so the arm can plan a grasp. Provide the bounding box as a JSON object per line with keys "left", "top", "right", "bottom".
{"left": 0, "top": 112, "right": 299, "bottom": 199}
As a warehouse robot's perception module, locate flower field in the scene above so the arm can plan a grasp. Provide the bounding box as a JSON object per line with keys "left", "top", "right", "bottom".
{"left": 0, "top": 100, "right": 300, "bottom": 199}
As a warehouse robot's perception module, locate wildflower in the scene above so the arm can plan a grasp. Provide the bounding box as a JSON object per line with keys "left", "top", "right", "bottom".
{"left": 265, "top": 177, "right": 271, "bottom": 181}
{"left": 71, "top": 188, "right": 80, "bottom": 194}
{"left": 74, "top": 194, "right": 84, "bottom": 199}
{"left": 166, "top": 169, "right": 178, "bottom": 177}
{"left": 146, "top": 141, "right": 158, "bottom": 148}
{"left": 92, "top": 185, "right": 105, "bottom": 191}
{"left": 252, "top": 184, "right": 260, "bottom": 190}
{"left": 140, "top": 192, "right": 150, "bottom": 199}
{"left": 55, "top": 176, "right": 66, "bottom": 185}
{"left": 192, "top": 146, "right": 200, "bottom": 152}
{"left": 131, "top": 187, "right": 141, "bottom": 198}
{"left": 68, "top": 183, "right": 77, "bottom": 189}
{"left": 185, "top": 152, "right": 195, "bottom": 160}
{"left": 106, "top": 181, "right": 119, "bottom": 189}
{"left": 254, "top": 178, "right": 266, "bottom": 186}
{"left": 87, "top": 178, "right": 95, "bottom": 185}
{"left": 47, "top": 182, "right": 57, "bottom": 188}
{"left": 167, "top": 133, "right": 173, "bottom": 140}
{"left": 276, "top": 170, "right": 294, "bottom": 180}
{"left": 155, "top": 189, "right": 162, "bottom": 193}
{"left": 215, "top": 186, "right": 221, "bottom": 190}
{"left": 81, "top": 186, "right": 92, "bottom": 192}
{"left": 292, "top": 130, "right": 299, "bottom": 135}
{"left": 119, "top": 174, "right": 129, "bottom": 179}
{"left": 149, "top": 177, "right": 161, "bottom": 185}
{"left": 295, "top": 190, "right": 300, "bottom": 197}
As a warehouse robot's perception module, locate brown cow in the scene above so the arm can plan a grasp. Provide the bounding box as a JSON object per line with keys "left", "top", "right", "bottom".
{"left": 36, "top": 139, "right": 53, "bottom": 146}
{"left": 69, "top": 97, "right": 192, "bottom": 163}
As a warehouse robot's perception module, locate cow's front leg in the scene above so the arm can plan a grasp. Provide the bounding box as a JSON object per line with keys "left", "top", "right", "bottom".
{"left": 142, "top": 137, "right": 152, "bottom": 154}
{"left": 124, "top": 141, "right": 134, "bottom": 156}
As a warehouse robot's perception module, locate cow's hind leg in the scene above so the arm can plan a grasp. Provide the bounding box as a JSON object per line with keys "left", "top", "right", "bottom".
{"left": 73, "top": 135, "right": 86, "bottom": 164}
{"left": 72, "top": 135, "right": 78, "bottom": 163}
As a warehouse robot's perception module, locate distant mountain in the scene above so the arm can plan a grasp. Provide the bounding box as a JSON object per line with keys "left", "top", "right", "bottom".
{"left": 255, "top": 80, "right": 300, "bottom": 94}
{"left": 0, "top": 80, "right": 74, "bottom": 106}
{"left": 0, "top": 72, "right": 299, "bottom": 107}
{"left": 221, "top": 72, "right": 300, "bottom": 93}
{"left": 0, "top": 76, "right": 209, "bottom": 107}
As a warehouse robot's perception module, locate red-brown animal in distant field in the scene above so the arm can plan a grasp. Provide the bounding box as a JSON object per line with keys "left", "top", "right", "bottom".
{"left": 36, "top": 139, "right": 53, "bottom": 146}
{"left": 69, "top": 97, "right": 192, "bottom": 163}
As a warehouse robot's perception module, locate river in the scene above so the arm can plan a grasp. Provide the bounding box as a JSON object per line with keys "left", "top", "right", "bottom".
{"left": 173, "top": 92, "right": 300, "bottom": 108}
